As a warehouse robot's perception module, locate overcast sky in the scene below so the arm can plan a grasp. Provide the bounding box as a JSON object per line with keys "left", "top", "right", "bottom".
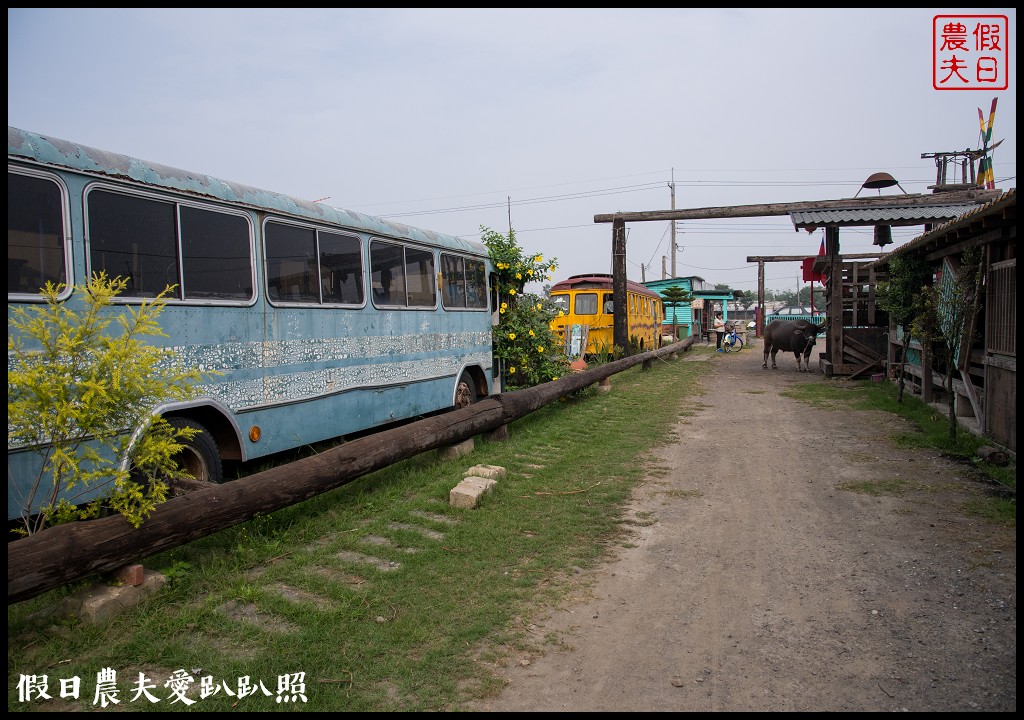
{"left": 8, "top": 8, "right": 1017, "bottom": 294}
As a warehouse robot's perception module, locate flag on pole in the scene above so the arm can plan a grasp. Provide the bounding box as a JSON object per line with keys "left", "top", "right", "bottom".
{"left": 977, "top": 98, "right": 998, "bottom": 189}
{"left": 802, "top": 236, "right": 825, "bottom": 282}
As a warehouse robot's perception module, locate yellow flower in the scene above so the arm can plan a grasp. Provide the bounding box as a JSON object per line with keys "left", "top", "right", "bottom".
{"left": 537, "top": 346, "right": 544, "bottom": 353}
{"left": 528, "top": 330, "right": 535, "bottom": 336}
{"left": 527, "top": 269, "right": 533, "bottom": 276}
{"left": 509, "top": 289, "right": 516, "bottom": 295}
{"left": 509, "top": 367, "right": 516, "bottom": 374}
{"left": 557, "top": 310, "right": 565, "bottom": 317}
{"left": 515, "top": 273, "right": 522, "bottom": 279}
{"left": 536, "top": 303, "right": 542, "bottom": 310}
{"left": 499, "top": 308, "right": 506, "bottom": 314}
{"left": 547, "top": 276, "right": 553, "bottom": 281}
{"left": 535, "top": 255, "right": 543, "bottom": 262}
{"left": 508, "top": 333, "right": 516, "bottom": 340}
{"left": 501, "top": 302, "right": 508, "bottom": 309}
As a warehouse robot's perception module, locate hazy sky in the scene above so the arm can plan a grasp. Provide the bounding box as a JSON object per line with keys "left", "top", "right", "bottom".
{"left": 8, "top": 8, "right": 1016, "bottom": 294}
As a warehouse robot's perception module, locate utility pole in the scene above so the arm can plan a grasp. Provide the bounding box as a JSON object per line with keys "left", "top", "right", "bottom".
{"left": 669, "top": 169, "right": 677, "bottom": 278}
{"left": 640, "top": 263, "right": 646, "bottom": 282}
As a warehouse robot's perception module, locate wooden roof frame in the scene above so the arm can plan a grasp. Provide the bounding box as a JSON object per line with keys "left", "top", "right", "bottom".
{"left": 594, "top": 189, "right": 1002, "bottom": 351}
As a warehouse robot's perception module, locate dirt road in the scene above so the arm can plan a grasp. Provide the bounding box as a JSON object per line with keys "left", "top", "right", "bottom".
{"left": 468, "top": 342, "right": 1016, "bottom": 712}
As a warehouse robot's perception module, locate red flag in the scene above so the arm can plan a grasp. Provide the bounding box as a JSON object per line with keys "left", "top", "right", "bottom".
{"left": 802, "top": 238, "right": 825, "bottom": 282}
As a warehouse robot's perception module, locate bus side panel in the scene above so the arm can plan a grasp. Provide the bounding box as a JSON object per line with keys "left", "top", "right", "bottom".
{"left": 179, "top": 304, "right": 492, "bottom": 459}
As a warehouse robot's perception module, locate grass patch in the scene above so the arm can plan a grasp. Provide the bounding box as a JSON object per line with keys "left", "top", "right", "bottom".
{"left": 785, "top": 378, "right": 1016, "bottom": 505}
{"left": 836, "top": 478, "right": 910, "bottom": 496}
{"left": 8, "top": 355, "right": 711, "bottom": 713}
{"left": 961, "top": 496, "right": 1017, "bottom": 525}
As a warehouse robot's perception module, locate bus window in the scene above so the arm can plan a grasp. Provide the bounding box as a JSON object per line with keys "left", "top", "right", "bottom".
{"left": 602, "top": 293, "right": 614, "bottom": 314}
{"left": 319, "top": 230, "right": 363, "bottom": 305}
{"left": 88, "top": 189, "right": 179, "bottom": 298}
{"left": 466, "top": 258, "right": 487, "bottom": 309}
{"left": 265, "top": 221, "right": 319, "bottom": 303}
{"left": 441, "top": 254, "right": 487, "bottom": 310}
{"left": 405, "top": 246, "right": 436, "bottom": 307}
{"left": 370, "top": 240, "right": 436, "bottom": 308}
{"left": 179, "top": 206, "right": 253, "bottom": 301}
{"left": 8, "top": 171, "right": 68, "bottom": 296}
{"left": 370, "top": 239, "right": 406, "bottom": 307}
{"left": 574, "top": 292, "right": 598, "bottom": 316}
{"left": 550, "top": 293, "right": 570, "bottom": 314}
{"left": 441, "top": 254, "right": 466, "bottom": 308}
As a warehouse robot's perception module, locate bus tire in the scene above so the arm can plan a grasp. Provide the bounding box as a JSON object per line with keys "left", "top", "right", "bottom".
{"left": 167, "top": 418, "right": 223, "bottom": 486}
{"left": 454, "top": 372, "right": 478, "bottom": 409}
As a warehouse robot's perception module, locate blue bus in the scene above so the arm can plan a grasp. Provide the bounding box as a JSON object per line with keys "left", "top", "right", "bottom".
{"left": 8, "top": 126, "right": 495, "bottom": 522}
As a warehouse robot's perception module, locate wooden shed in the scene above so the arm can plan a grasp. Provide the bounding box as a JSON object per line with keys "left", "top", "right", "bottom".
{"left": 795, "top": 190, "right": 1002, "bottom": 380}
{"left": 867, "top": 189, "right": 1016, "bottom": 455}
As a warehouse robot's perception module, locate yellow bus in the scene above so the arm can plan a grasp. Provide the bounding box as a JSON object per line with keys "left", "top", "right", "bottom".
{"left": 548, "top": 274, "right": 664, "bottom": 358}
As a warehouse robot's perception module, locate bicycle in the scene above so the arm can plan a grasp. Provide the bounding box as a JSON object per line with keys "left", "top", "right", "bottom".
{"left": 722, "top": 325, "right": 744, "bottom": 352}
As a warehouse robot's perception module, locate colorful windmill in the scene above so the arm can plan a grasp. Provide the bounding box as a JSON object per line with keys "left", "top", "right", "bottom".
{"left": 976, "top": 98, "right": 1001, "bottom": 190}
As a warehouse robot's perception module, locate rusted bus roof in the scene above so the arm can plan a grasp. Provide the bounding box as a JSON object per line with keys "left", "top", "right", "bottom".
{"left": 868, "top": 189, "right": 1016, "bottom": 269}
{"left": 7, "top": 126, "right": 487, "bottom": 256}
{"left": 550, "top": 273, "right": 660, "bottom": 298}
{"left": 790, "top": 203, "right": 980, "bottom": 229}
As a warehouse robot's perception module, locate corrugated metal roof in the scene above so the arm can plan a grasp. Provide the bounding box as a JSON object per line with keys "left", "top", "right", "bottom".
{"left": 868, "top": 189, "right": 1015, "bottom": 268}
{"left": 790, "top": 204, "right": 980, "bottom": 228}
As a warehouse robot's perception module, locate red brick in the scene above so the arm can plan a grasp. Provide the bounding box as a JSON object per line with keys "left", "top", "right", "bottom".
{"left": 113, "top": 564, "right": 144, "bottom": 586}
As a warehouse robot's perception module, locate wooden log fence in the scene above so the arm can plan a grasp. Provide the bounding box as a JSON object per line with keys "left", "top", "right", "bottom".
{"left": 9, "top": 336, "right": 696, "bottom": 604}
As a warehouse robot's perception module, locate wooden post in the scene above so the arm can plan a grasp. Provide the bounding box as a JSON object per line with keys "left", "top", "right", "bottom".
{"left": 826, "top": 226, "right": 842, "bottom": 365}
{"left": 757, "top": 261, "right": 765, "bottom": 338}
{"left": 612, "top": 217, "right": 628, "bottom": 354}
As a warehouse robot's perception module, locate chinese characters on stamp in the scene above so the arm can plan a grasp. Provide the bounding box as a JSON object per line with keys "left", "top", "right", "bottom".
{"left": 933, "top": 15, "right": 1009, "bottom": 90}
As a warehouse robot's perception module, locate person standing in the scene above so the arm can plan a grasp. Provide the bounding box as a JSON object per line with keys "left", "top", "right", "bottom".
{"left": 713, "top": 311, "right": 726, "bottom": 352}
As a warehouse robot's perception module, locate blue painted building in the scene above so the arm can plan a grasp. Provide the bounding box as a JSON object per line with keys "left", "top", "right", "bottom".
{"left": 644, "top": 276, "right": 742, "bottom": 341}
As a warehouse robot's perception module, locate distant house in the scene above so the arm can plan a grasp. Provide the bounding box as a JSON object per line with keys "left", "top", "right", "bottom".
{"left": 645, "top": 276, "right": 742, "bottom": 341}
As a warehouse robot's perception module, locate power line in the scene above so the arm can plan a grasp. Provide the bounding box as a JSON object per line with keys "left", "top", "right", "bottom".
{"left": 375, "top": 182, "right": 665, "bottom": 219}
{"left": 358, "top": 167, "right": 986, "bottom": 221}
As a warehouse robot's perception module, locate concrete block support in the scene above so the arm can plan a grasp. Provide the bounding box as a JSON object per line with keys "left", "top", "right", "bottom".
{"left": 464, "top": 464, "right": 507, "bottom": 480}
{"left": 450, "top": 477, "right": 496, "bottom": 509}
{"left": 438, "top": 438, "right": 475, "bottom": 460}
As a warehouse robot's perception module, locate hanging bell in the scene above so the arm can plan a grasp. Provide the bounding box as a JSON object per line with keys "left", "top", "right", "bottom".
{"left": 873, "top": 224, "right": 893, "bottom": 247}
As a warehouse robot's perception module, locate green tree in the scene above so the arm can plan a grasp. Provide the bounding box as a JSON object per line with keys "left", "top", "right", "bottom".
{"left": 876, "top": 255, "right": 931, "bottom": 403}
{"left": 659, "top": 285, "right": 693, "bottom": 341}
{"left": 480, "top": 227, "right": 569, "bottom": 390}
{"left": 8, "top": 273, "right": 211, "bottom": 535}
{"left": 910, "top": 246, "right": 984, "bottom": 442}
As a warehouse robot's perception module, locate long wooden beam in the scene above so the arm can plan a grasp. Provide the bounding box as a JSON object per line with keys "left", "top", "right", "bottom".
{"left": 593, "top": 188, "right": 1000, "bottom": 224}
{"left": 746, "top": 253, "right": 882, "bottom": 262}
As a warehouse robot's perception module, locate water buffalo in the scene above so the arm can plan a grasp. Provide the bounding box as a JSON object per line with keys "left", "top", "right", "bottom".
{"left": 762, "top": 319, "right": 825, "bottom": 372}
